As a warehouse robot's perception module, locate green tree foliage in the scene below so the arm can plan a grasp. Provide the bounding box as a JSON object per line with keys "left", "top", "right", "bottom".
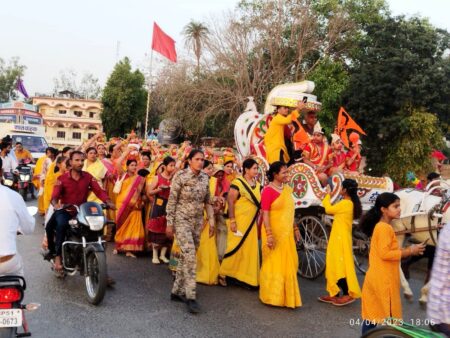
{"left": 308, "top": 57, "right": 349, "bottom": 134}
{"left": 344, "top": 15, "right": 450, "bottom": 175}
{"left": 385, "top": 109, "right": 443, "bottom": 185}
{"left": 101, "top": 58, "right": 147, "bottom": 137}
{"left": 0, "top": 57, "right": 26, "bottom": 102}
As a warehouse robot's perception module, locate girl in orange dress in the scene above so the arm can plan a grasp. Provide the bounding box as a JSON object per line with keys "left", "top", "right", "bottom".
{"left": 359, "top": 193, "right": 426, "bottom": 335}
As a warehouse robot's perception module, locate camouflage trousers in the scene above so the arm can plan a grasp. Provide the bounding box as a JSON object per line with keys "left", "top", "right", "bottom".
{"left": 171, "top": 220, "right": 202, "bottom": 300}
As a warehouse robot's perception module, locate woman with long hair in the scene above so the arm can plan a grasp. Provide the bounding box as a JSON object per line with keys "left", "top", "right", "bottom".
{"left": 83, "top": 147, "right": 107, "bottom": 203}
{"left": 146, "top": 156, "right": 176, "bottom": 264}
{"left": 259, "top": 161, "right": 302, "bottom": 308}
{"left": 318, "top": 179, "right": 362, "bottom": 306}
{"left": 218, "top": 158, "right": 261, "bottom": 288}
{"left": 359, "top": 192, "right": 426, "bottom": 334}
{"left": 196, "top": 159, "right": 221, "bottom": 285}
{"left": 113, "top": 157, "right": 146, "bottom": 258}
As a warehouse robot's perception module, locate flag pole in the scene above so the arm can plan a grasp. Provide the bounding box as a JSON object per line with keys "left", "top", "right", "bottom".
{"left": 144, "top": 49, "right": 154, "bottom": 140}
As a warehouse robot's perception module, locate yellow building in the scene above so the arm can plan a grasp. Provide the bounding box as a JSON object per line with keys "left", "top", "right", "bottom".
{"left": 32, "top": 91, "right": 103, "bottom": 148}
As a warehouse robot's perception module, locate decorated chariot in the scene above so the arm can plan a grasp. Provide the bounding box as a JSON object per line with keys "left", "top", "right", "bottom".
{"left": 234, "top": 81, "right": 394, "bottom": 279}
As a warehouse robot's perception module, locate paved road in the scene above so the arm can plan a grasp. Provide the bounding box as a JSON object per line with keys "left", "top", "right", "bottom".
{"left": 17, "top": 200, "right": 430, "bottom": 338}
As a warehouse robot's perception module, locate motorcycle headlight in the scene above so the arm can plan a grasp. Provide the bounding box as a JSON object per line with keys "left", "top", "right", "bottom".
{"left": 20, "top": 174, "right": 30, "bottom": 181}
{"left": 4, "top": 179, "right": 13, "bottom": 186}
{"left": 85, "top": 216, "right": 105, "bottom": 231}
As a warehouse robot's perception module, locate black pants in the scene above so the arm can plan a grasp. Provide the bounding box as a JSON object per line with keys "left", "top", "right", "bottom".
{"left": 46, "top": 210, "right": 71, "bottom": 256}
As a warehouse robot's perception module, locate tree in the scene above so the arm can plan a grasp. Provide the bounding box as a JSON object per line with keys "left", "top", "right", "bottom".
{"left": 308, "top": 57, "right": 349, "bottom": 134}
{"left": 385, "top": 109, "right": 443, "bottom": 185}
{"left": 0, "top": 57, "right": 26, "bottom": 102}
{"left": 344, "top": 15, "right": 450, "bottom": 175}
{"left": 183, "top": 21, "right": 209, "bottom": 76}
{"left": 101, "top": 57, "right": 147, "bottom": 137}
{"left": 53, "top": 69, "right": 102, "bottom": 99}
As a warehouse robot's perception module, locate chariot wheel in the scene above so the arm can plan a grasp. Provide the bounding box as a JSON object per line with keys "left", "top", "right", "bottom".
{"left": 296, "top": 215, "right": 328, "bottom": 279}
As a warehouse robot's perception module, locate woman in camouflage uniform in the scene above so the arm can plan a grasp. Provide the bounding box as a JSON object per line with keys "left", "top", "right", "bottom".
{"left": 166, "top": 149, "right": 215, "bottom": 314}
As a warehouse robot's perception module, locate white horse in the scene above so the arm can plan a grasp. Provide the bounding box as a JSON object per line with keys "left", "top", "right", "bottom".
{"left": 393, "top": 181, "right": 450, "bottom": 304}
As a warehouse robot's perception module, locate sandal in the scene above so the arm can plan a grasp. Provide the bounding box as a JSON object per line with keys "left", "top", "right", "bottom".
{"left": 112, "top": 249, "right": 118, "bottom": 255}
{"left": 126, "top": 252, "right": 137, "bottom": 258}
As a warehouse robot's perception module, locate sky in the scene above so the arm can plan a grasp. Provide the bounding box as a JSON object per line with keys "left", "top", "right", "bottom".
{"left": 1, "top": 0, "right": 449, "bottom": 96}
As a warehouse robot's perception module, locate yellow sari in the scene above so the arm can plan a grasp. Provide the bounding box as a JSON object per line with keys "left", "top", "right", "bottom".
{"left": 43, "top": 162, "right": 59, "bottom": 213}
{"left": 83, "top": 160, "right": 107, "bottom": 203}
{"left": 219, "top": 178, "right": 261, "bottom": 286}
{"left": 260, "top": 185, "right": 302, "bottom": 308}
{"left": 196, "top": 177, "right": 220, "bottom": 285}
{"left": 33, "top": 155, "right": 46, "bottom": 215}
{"left": 114, "top": 175, "right": 145, "bottom": 252}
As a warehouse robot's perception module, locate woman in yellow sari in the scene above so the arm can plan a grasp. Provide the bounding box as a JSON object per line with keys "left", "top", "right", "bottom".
{"left": 33, "top": 154, "right": 47, "bottom": 215}
{"left": 260, "top": 161, "right": 302, "bottom": 308}
{"left": 196, "top": 160, "right": 220, "bottom": 285}
{"left": 113, "top": 157, "right": 146, "bottom": 258}
{"left": 219, "top": 158, "right": 260, "bottom": 287}
{"left": 83, "top": 147, "right": 107, "bottom": 203}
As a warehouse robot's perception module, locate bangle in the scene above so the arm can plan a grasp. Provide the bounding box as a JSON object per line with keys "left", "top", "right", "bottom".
{"left": 229, "top": 218, "right": 236, "bottom": 222}
{"left": 230, "top": 220, "right": 236, "bottom": 224}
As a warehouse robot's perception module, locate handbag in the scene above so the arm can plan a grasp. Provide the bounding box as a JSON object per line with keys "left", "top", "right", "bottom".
{"left": 113, "top": 173, "right": 126, "bottom": 194}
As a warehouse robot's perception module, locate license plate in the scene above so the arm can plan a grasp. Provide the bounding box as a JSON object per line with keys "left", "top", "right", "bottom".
{"left": 0, "top": 309, "right": 22, "bottom": 327}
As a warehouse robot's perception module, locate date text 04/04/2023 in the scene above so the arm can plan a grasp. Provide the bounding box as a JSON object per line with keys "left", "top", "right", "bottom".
{"left": 348, "top": 318, "right": 435, "bottom": 327}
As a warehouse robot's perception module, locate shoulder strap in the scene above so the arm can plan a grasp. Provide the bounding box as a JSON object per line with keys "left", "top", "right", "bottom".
{"left": 236, "top": 178, "right": 260, "bottom": 208}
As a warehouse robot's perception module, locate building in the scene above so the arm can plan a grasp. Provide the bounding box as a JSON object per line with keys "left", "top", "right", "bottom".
{"left": 32, "top": 91, "right": 103, "bottom": 148}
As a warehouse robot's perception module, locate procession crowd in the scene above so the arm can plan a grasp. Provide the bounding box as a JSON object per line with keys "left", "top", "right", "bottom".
{"left": 0, "top": 95, "right": 449, "bottom": 336}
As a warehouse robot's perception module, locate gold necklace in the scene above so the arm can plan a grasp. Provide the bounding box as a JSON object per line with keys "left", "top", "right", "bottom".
{"left": 271, "top": 182, "right": 283, "bottom": 190}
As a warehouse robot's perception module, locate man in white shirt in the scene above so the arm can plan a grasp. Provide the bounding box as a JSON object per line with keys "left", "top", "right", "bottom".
{"left": 0, "top": 157, "right": 36, "bottom": 276}
{"left": 0, "top": 142, "right": 15, "bottom": 173}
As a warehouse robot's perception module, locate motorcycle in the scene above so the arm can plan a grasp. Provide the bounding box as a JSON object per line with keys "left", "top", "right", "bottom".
{"left": 16, "top": 160, "right": 33, "bottom": 201}
{"left": 45, "top": 202, "right": 109, "bottom": 305}
{"left": 0, "top": 207, "right": 40, "bottom": 338}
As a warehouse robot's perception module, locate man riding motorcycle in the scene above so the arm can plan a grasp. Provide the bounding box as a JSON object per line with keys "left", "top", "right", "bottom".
{"left": 0, "top": 157, "right": 36, "bottom": 276}
{"left": 45, "top": 151, "right": 115, "bottom": 272}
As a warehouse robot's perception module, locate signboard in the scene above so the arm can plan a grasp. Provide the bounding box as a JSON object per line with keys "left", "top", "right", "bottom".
{"left": 0, "top": 115, "right": 17, "bottom": 123}
{"left": 11, "top": 124, "right": 38, "bottom": 133}
{"left": 0, "top": 101, "right": 38, "bottom": 112}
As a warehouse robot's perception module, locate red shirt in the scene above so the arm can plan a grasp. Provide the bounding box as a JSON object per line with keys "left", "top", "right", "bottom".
{"left": 345, "top": 150, "right": 361, "bottom": 171}
{"left": 52, "top": 170, "right": 109, "bottom": 206}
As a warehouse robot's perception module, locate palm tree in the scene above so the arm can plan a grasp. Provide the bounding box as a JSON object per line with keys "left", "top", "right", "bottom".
{"left": 183, "top": 21, "right": 209, "bottom": 76}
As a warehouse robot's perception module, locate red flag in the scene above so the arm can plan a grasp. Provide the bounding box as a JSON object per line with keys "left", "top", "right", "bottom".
{"left": 151, "top": 22, "right": 177, "bottom": 63}
{"left": 335, "top": 107, "right": 366, "bottom": 148}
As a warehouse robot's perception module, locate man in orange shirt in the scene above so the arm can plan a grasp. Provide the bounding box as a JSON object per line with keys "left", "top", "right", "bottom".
{"left": 15, "top": 142, "right": 33, "bottom": 163}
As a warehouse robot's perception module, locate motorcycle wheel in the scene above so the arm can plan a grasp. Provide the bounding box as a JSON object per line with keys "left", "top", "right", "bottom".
{"left": 19, "top": 188, "right": 27, "bottom": 201}
{"left": 85, "top": 250, "right": 107, "bottom": 305}
{"left": 0, "top": 327, "right": 16, "bottom": 338}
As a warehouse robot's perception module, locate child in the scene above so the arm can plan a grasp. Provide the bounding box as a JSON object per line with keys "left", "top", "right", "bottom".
{"left": 318, "top": 179, "right": 362, "bottom": 306}
{"left": 359, "top": 193, "right": 426, "bottom": 335}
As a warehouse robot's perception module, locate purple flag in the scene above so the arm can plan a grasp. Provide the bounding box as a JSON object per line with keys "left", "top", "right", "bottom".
{"left": 16, "top": 78, "right": 29, "bottom": 98}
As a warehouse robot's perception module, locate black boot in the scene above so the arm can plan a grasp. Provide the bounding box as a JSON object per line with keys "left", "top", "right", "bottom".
{"left": 170, "top": 293, "right": 186, "bottom": 303}
{"left": 186, "top": 299, "right": 200, "bottom": 314}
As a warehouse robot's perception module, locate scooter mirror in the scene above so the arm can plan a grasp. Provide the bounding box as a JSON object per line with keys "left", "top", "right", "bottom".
{"left": 27, "top": 206, "right": 38, "bottom": 216}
